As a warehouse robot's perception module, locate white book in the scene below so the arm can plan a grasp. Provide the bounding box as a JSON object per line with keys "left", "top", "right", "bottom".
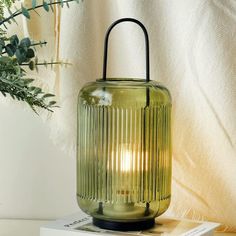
{"left": 40, "top": 212, "right": 220, "bottom": 236}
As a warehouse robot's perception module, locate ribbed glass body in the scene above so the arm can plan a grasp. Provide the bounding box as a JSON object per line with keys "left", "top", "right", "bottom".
{"left": 77, "top": 78, "right": 171, "bottom": 223}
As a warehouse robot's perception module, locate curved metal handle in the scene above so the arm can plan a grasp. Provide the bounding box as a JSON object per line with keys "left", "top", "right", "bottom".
{"left": 102, "top": 18, "right": 150, "bottom": 82}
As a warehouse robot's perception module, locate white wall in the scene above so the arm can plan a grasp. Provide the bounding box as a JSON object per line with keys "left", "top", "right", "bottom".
{"left": 0, "top": 100, "right": 78, "bottom": 219}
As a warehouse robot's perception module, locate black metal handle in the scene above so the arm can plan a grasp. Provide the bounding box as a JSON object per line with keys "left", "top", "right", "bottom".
{"left": 102, "top": 18, "right": 150, "bottom": 82}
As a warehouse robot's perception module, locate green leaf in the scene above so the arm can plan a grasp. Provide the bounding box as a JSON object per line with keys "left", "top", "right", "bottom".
{"left": 34, "top": 87, "right": 42, "bottom": 94}
{"left": 0, "top": 56, "right": 11, "bottom": 63}
{"left": 29, "top": 86, "right": 37, "bottom": 91}
{"left": 0, "top": 39, "right": 5, "bottom": 54}
{"left": 3, "top": 23, "right": 8, "bottom": 29}
{"left": 10, "top": 35, "right": 19, "bottom": 46}
{"left": 49, "top": 0, "right": 54, "bottom": 12}
{"left": 20, "top": 38, "right": 31, "bottom": 48}
{"left": 21, "top": 45, "right": 28, "bottom": 53}
{"left": 26, "top": 48, "right": 35, "bottom": 58}
{"left": 32, "top": 0, "right": 37, "bottom": 8}
{"left": 49, "top": 101, "right": 57, "bottom": 106}
{"left": 29, "top": 61, "right": 35, "bottom": 70}
{"left": 15, "top": 49, "right": 27, "bottom": 63}
{"left": 59, "top": 0, "right": 64, "bottom": 7}
{"left": 5, "top": 44, "right": 16, "bottom": 57}
{"left": 43, "top": 1, "right": 49, "bottom": 12}
{"left": 1, "top": 91, "right": 6, "bottom": 97}
{"left": 21, "top": 5, "right": 30, "bottom": 19}
{"left": 0, "top": 39, "right": 5, "bottom": 47}
{"left": 42, "top": 93, "right": 55, "bottom": 98}
{"left": 23, "top": 78, "right": 34, "bottom": 85}
{"left": 10, "top": 94, "right": 15, "bottom": 99}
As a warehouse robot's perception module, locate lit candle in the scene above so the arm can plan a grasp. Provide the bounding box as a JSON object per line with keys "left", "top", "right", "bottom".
{"left": 103, "top": 144, "right": 146, "bottom": 218}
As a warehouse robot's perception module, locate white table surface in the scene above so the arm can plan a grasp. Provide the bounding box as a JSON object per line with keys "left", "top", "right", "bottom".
{"left": 0, "top": 219, "right": 235, "bottom": 236}
{"left": 0, "top": 219, "right": 48, "bottom": 236}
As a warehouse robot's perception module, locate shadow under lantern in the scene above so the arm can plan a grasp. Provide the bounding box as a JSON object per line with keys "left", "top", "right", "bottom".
{"left": 77, "top": 18, "right": 172, "bottom": 231}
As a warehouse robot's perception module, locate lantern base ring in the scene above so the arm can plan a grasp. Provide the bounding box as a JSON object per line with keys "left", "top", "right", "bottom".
{"left": 92, "top": 217, "right": 155, "bottom": 231}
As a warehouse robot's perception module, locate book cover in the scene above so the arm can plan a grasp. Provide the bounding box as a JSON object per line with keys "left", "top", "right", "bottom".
{"left": 40, "top": 212, "right": 220, "bottom": 236}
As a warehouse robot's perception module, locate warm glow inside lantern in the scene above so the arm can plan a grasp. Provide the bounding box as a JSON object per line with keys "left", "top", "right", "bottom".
{"left": 77, "top": 18, "right": 172, "bottom": 231}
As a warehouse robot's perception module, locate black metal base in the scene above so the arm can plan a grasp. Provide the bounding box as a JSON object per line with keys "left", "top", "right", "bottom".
{"left": 93, "top": 217, "right": 155, "bottom": 231}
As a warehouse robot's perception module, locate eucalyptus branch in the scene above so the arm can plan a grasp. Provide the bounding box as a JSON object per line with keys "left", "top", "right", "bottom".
{"left": 0, "top": 0, "right": 77, "bottom": 25}
{"left": 0, "top": 0, "right": 80, "bottom": 113}
{"left": 21, "top": 62, "right": 65, "bottom": 66}
{"left": 31, "top": 41, "right": 47, "bottom": 47}
{"left": 20, "top": 60, "right": 71, "bottom": 71}
{"left": 0, "top": 78, "right": 54, "bottom": 113}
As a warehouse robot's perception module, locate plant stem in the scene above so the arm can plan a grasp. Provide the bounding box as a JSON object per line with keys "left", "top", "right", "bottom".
{"left": 31, "top": 42, "right": 47, "bottom": 47}
{"left": 0, "top": 0, "right": 75, "bottom": 26}
{"left": 20, "top": 62, "right": 63, "bottom": 66}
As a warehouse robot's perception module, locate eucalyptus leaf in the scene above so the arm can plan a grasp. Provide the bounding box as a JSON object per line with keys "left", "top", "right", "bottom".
{"left": 29, "top": 86, "right": 37, "bottom": 91}
{"left": 29, "top": 61, "right": 34, "bottom": 70}
{"left": 34, "top": 87, "right": 42, "bottom": 94}
{"left": 42, "top": 93, "right": 55, "bottom": 98}
{"left": 49, "top": 0, "right": 54, "bottom": 12}
{"left": 1, "top": 91, "right": 6, "bottom": 97}
{"left": 5, "top": 44, "right": 16, "bottom": 56}
{"left": 0, "top": 39, "right": 5, "bottom": 47}
{"left": 10, "top": 35, "right": 19, "bottom": 46}
{"left": 59, "top": 0, "right": 64, "bottom": 7}
{"left": 23, "top": 78, "right": 34, "bottom": 85}
{"left": 26, "top": 48, "right": 35, "bottom": 58}
{"left": 0, "top": 39, "right": 5, "bottom": 54}
{"left": 21, "top": 6, "right": 30, "bottom": 19}
{"left": 32, "top": 0, "right": 37, "bottom": 8}
{"left": 43, "top": 1, "right": 49, "bottom": 12}
{"left": 15, "top": 48, "right": 27, "bottom": 63}
{"left": 20, "top": 38, "right": 31, "bottom": 47}
{"left": 49, "top": 101, "right": 56, "bottom": 106}
{"left": 0, "top": 56, "right": 11, "bottom": 63}
{"left": 3, "top": 23, "right": 8, "bottom": 29}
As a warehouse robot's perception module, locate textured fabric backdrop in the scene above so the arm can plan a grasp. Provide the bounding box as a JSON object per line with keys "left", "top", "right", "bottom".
{"left": 23, "top": 0, "right": 236, "bottom": 232}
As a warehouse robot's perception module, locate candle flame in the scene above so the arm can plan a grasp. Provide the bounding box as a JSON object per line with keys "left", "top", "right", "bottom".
{"left": 120, "top": 149, "right": 132, "bottom": 172}
{"left": 109, "top": 144, "right": 148, "bottom": 173}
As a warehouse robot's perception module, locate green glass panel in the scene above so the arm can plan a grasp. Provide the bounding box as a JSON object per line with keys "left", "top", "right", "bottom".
{"left": 77, "top": 78, "right": 172, "bottom": 222}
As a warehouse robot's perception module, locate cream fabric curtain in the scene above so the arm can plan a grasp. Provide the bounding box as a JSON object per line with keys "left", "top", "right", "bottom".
{"left": 24, "top": 0, "right": 236, "bottom": 232}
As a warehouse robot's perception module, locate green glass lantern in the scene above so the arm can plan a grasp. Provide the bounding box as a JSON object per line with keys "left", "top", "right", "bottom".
{"left": 77, "top": 18, "right": 172, "bottom": 231}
